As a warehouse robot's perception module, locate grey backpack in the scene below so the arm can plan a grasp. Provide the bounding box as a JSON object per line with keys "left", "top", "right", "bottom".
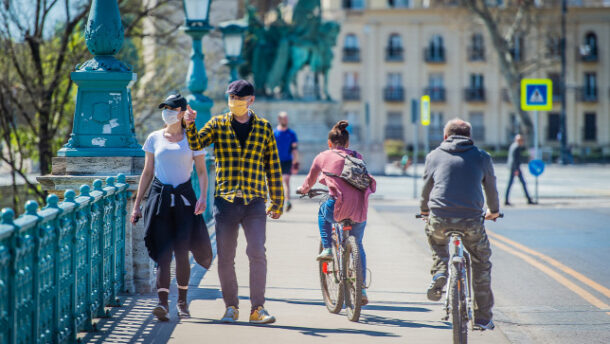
{"left": 324, "top": 151, "right": 372, "bottom": 191}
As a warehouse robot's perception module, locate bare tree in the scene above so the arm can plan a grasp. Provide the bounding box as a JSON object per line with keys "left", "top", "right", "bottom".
{"left": 452, "top": 0, "right": 559, "bottom": 139}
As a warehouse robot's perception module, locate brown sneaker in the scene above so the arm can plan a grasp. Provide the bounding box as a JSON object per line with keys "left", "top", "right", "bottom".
{"left": 176, "top": 300, "right": 191, "bottom": 318}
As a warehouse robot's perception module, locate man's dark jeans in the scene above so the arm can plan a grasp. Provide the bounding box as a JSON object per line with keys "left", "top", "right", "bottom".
{"left": 214, "top": 197, "right": 267, "bottom": 309}
{"left": 505, "top": 168, "right": 532, "bottom": 203}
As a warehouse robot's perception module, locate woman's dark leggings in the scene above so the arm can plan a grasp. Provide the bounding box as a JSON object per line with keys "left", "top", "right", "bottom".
{"left": 156, "top": 244, "right": 190, "bottom": 305}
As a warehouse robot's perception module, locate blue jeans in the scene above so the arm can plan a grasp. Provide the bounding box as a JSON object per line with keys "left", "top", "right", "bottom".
{"left": 318, "top": 198, "right": 367, "bottom": 282}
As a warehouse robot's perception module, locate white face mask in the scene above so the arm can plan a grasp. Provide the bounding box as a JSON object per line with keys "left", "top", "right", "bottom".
{"left": 162, "top": 109, "right": 180, "bottom": 125}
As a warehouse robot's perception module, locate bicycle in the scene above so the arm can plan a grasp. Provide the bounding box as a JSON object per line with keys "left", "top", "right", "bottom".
{"left": 416, "top": 212, "right": 503, "bottom": 344}
{"left": 299, "top": 188, "right": 364, "bottom": 322}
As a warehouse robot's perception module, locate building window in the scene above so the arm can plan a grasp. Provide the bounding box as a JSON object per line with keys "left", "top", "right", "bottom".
{"left": 578, "top": 72, "right": 598, "bottom": 102}
{"left": 546, "top": 34, "right": 561, "bottom": 59}
{"left": 384, "top": 73, "right": 404, "bottom": 101}
{"left": 343, "top": 34, "right": 360, "bottom": 62}
{"left": 579, "top": 32, "right": 598, "bottom": 62}
{"left": 584, "top": 113, "right": 596, "bottom": 142}
{"left": 430, "top": 112, "right": 444, "bottom": 143}
{"left": 510, "top": 34, "right": 524, "bottom": 62}
{"left": 386, "top": 33, "right": 404, "bottom": 61}
{"left": 425, "top": 34, "right": 445, "bottom": 63}
{"left": 469, "top": 112, "right": 485, "bottom": 142}
{"left": 465, "top": 74, "right": 485, "bottom": 102}
{"left": 342, "top": 72, "right": 360, "bottom": 101}
{"left": 425, "top": 74, "right": 445, "bottom": 102}
{"left": 385, "top": 112, "right": 404, "bottom": 140}
{"left": 468, "top": 33, "right": 485, "bottom": 61}
{"left": 389, "top": 0, "right": 410, "bottom": 8}
{"left": 343, "top": 0, "right": 365, "bottom": 10}
{"left": 547, "top": 113, "right": 560, "bottom": 141}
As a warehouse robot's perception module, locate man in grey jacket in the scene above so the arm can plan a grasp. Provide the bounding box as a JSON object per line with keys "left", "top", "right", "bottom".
{"left": 505, "top": 134, "right": 534, "bottom": 206}
{"left": 420, "top": 118, "right": 501, "bottom": 330}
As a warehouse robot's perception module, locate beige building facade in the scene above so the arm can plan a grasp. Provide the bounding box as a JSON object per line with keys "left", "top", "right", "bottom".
{"left": 322, "top": 0, "right": 610, "bottom": 160}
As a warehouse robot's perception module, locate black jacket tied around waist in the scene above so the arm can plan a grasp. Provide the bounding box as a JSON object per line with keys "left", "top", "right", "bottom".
{"left": 143, "top": 177, "right": 212, "bottom": 268}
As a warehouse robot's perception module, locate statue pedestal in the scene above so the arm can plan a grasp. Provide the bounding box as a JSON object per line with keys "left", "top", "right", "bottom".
{"left": 37, "top": 156, "right": 155, "bottom": 294}
{"left": 252, "top": 100, "right": 386, "bottom": 173}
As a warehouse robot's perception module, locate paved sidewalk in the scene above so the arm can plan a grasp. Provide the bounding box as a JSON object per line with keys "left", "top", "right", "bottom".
{"left": 85, "top": 199, "right": 510, "bottom": 343}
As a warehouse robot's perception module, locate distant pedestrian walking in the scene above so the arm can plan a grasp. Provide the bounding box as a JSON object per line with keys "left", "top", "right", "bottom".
{"left": 131, "top": 93, "right": 212, "bottom": 322}
{"left": 505, "top": 134, "right": 535, "bottom": 206}
{"left": 274, "top": 111, "right": 299, "bottom": 212}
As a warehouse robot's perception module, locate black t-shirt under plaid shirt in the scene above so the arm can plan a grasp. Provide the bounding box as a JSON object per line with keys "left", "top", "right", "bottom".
{"left": 186, "top": 111, "right": 285, "bottom": 214}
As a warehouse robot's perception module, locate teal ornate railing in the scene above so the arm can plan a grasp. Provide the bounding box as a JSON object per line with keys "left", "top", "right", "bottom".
{"left": 0, "top": 174, "right": 129, "bottom": 344}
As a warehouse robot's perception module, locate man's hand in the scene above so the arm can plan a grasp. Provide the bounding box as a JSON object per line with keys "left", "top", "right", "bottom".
{"left": 514, "top": 170, "right": 520, "bottom": 176}
{"left": 194, "top": 196, "right": 207, "bottom": 215}
{"left": 267, "top": 209, "right": 281, "bottom": 219}
{"left": 296, "top": 186, "right": 305, "bottom": 195}
{"left": 485, "top": 209, "right": 501, "bottom": 221}
{"left": 185, "top": 104, "right": 197, "bottom": 124}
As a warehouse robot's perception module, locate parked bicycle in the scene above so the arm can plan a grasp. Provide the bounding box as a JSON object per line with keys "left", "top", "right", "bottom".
{"left": 416, "top": 212, "right": 503, "bottom": 344}
{"left": 299, "top": 188, "right": 364, "bottom": 322}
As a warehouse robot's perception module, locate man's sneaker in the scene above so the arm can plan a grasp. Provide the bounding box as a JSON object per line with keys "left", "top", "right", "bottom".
{"left": 426, "top": 273, "right": 447, "bottom": 301}
{"left": 176, "top": 300, "right": 191, "bottom": 319}
{"left": 152, "top": 304, "right": 170, "bottom": 321}
{"left": 474, "top": 319, "right": 495, "bottom": 331}
{"left": 286, "top": 202, "right": 292, "bottom": 212}
{"left": 361, "top": 288, "right": 369, "bottom": 306}
{"left": 220, "top": 306, "right": 239, "bottom": 323}
{"left": 249, "top": 306, "right": 276, "bottom": 324}
{"left": 316, "top": 248, "right": 333, "bottom": 261}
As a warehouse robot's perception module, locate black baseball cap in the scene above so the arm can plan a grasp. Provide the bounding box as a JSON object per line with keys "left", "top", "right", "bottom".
{"left": 158, "top": 93, "right": 187, "bottom": 111}
{"left": 226, "top": 80, "right": 254, "bottom": 97}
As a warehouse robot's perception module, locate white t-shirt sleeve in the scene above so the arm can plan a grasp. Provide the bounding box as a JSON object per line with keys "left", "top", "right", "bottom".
{"left": 192, "top": 148, "right": 205, "bottom": 157}
{"left": 142, "top": 132, "right": 156, "bottom": 153}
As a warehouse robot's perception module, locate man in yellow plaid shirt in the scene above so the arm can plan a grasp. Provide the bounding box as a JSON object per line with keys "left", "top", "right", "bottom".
{"left": 184, "top": 80, "right": 283, "bottom": 324}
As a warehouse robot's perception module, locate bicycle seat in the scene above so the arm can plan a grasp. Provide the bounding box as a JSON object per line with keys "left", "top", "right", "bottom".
{"left": 339, "top": 219, "right": 354, "bottom": 229}
{"left": 444, "top": 230, "right": 464, "bottom": 237}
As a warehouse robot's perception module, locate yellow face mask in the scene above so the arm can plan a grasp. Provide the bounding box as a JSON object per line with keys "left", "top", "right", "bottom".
{"left": 228, "top": 98, "right": 249, "bottom": 117}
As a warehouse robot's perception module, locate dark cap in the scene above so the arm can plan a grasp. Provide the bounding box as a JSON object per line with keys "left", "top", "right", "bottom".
{"left": 226, "top": 80, "right": 254, "bottom": 97}
{"left": 158, "top": 93, "right": 187, "bottom": 111}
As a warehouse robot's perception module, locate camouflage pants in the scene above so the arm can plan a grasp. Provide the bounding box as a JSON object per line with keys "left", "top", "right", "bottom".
{"left": 425, "top": 215, "right": 494, "bottom": 320}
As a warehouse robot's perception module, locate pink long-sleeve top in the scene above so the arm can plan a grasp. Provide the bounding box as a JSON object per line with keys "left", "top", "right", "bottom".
{"left": 300, "top": 148, "right": 376, "bottom": 223}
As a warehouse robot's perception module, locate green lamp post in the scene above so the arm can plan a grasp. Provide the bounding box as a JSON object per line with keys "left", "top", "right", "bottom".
{"left": 182, "top": 0, "right": 214, "bottom": 128}
{"left": 219, "top": 19, "right": 247, "bottom": 82}
{"left": 58, "top": 0, "right": 142, "bottom": 157}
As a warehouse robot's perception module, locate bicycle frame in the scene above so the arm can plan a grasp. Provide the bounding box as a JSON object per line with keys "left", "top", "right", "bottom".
{"left": 443, "top": 232, "right": 474, "bottom": 329}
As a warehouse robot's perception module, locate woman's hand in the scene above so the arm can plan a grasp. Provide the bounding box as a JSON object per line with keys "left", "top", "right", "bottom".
{"left": 185, "top": 105, "right": 197, "bottom": 125}
{"left": 194, "top": 196, "right": 207, "bottom": 215}
{"left": 130, "top": 205, "right": 142, "bottom": 224}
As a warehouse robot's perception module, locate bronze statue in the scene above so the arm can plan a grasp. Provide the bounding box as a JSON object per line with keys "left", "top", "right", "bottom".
{"left": 240, "top": 0, "right": 340, "bottom": 100}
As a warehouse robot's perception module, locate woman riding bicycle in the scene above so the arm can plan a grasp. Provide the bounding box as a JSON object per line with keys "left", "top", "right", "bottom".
{"left": 297, "top": 120, "right": 376, "bottom": 304}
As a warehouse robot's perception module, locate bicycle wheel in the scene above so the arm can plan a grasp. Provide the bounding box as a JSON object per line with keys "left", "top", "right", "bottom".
{"left": 450, "top": 264, "right": 468, "bottom": 344}
{"left": 343, "top": 235, "right": 363, "bottom": 322}
{"left": 319, "top": 242, "right": 344, "bottom": 314}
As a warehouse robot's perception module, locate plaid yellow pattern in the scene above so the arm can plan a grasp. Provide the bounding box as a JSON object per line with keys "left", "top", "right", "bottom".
{"left": 186, "top": 111, "right": 284, "bottom": 214}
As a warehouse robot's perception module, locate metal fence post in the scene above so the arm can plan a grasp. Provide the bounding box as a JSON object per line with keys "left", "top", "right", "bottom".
{"left": 1, "top": 208, "right": 16, "bottom": 344}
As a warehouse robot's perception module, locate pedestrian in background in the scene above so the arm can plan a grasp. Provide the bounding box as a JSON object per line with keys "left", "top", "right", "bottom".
{"left": 274, "top": 111, "right": 299, "bottom": 212}
{"left": 505, "top": 134, "right": 535, "bottom": 206}
{"left": 184, "top": 80, "right": 284, "bottom": 324}
{"left": 130, "top": 93, "right": 212, "bottom": 321}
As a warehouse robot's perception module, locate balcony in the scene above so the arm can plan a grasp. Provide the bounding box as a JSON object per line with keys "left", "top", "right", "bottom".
{"left": 385, "top": 125, "right": 404, "bottom": 140}
{"left": 464, "top": 88, "right": 486, "bottom": 102}
{"left": 384, "top": 86, "right": 405, "bottom": 102}
{"left": 343, "top": 47, "right": 360, "bottom": 62}
{"left": 467, "top": 46, "right": 485, "bottom": 61}
{"left": 576, "top": 87, "right": 598, "bottom": 102}
{"left": 424, "top": 47, "right": 446, "bottom": 63}
{"left": 386, "top": 47, "right": 404, "bottom": 62}
{"left": 342, "top": 86, "right": 361, "bottom": 101}
{"left": 424, "top": 87, "right": 446, "bottom": 102}
{"left": 578, "top": 47, "right": 598, "bottom": 62}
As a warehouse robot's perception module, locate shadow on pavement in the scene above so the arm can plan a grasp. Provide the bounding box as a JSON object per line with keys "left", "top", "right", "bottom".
{"left": 185, "top": 318, "right": 400, "bottom": 338}
{"left": 362, "top": 304, "right": 431, "bottom": 312}
{"left": 359, "top": 313, "right": 451, "bottom": 329}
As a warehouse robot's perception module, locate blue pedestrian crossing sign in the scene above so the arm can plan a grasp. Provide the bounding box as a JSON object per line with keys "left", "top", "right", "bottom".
{"left": 521, "top": 79, "right": 552, "bottom": 111}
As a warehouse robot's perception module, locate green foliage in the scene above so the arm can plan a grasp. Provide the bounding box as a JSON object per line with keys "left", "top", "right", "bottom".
{"left": 384, "top": 139, "right": 406, "bottom": 160}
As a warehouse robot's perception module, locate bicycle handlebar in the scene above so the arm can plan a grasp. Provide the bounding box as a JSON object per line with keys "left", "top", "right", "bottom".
{"left": 297, "top": 188, "right": 329, "bottom": 199}
{"left": 415, "top": 213, "right": 504, "bottom": 219}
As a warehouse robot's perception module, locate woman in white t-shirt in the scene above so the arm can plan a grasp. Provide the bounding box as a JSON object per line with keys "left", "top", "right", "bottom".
{"left": 130, "top": 94, "right": 212, "bottom": 321}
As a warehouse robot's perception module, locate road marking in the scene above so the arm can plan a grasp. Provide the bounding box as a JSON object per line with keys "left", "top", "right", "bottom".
{"left": 489, "top": 238, "right": 610, "bottom": 316}
{"left": 488, "top": 231, "right": 610, "bottom": 299}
